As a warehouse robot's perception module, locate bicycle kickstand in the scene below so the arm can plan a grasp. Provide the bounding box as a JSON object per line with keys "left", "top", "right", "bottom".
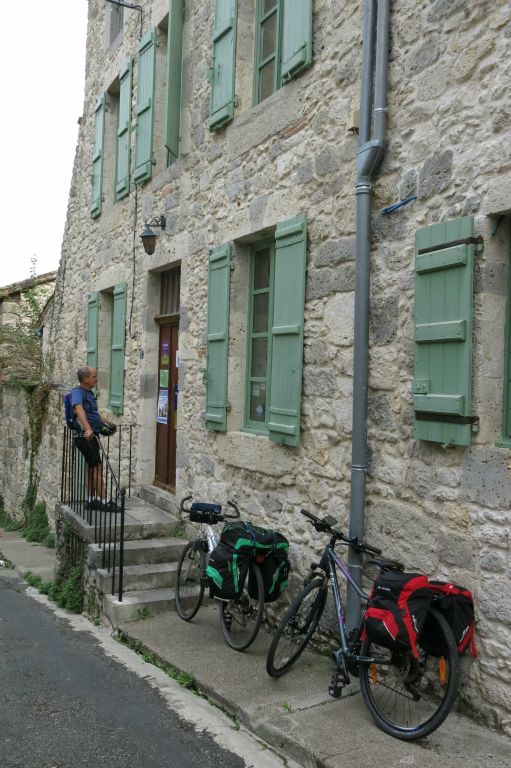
{"left": 329, "top": 650, "right": 350, "bottom": 699}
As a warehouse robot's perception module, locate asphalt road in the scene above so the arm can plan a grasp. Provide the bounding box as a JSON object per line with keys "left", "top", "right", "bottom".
{"left": 0, "top": 572, "right": 268, "bottom": 768}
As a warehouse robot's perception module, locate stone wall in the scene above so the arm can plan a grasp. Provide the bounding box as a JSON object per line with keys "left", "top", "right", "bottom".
{"left": 30, "top": 0, "right": 511, "bottom": 732}
{"left": 0, "top": 386, "right": 31, "bottom": 518}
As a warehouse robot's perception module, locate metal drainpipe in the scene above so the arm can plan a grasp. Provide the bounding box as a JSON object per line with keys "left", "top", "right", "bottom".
{"left": 346, "top": 0, "right": 390, "bottom": 631}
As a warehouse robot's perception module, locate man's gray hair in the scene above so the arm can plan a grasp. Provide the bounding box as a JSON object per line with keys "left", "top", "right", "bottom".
{"left": 77, "top": 366, "right": 91, "bottom": 383}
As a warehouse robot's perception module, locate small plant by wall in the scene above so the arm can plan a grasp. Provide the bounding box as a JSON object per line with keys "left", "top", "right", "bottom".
{"left": 24, "top": 566, "right": 84, "bottom": 613}
{"left": 0, "top": 490, "right": 55, "bottom": 548}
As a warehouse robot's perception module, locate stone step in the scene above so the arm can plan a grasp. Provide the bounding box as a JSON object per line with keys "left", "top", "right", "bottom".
{"left": 89, "top": 537, "right": 187, "bottom": 568}
{"left": 138, "top": 486, "right": 180, "bottom": 517}
{"left": 96, "top": 561, "right": 179, "bottom": 593}
{"left": 61, "top": 499, "right": 181, "bottom": 543}
{"left": 103, "top": 586, "right": 206, "bottom": 624}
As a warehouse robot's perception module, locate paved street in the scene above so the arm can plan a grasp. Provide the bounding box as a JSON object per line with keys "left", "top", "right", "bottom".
{"left": 0, "top": 571, "right": 292, "bottom": 768}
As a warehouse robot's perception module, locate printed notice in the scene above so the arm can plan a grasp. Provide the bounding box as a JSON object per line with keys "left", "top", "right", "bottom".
{"left": 157, "top": 389, "right": 169, "bottom": 424}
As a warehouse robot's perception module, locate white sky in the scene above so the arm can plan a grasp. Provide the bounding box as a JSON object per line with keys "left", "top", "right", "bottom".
{"left": 0, "top": 1, "right": 88, "bottom": 288}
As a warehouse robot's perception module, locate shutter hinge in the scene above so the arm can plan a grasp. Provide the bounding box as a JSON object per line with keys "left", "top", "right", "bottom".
{"left": 415, "top": 412, "right": 479, "bottom": 429}
{"left": 417, "top": 235, "right": 484, "bottom": 256}
{"left": 234, "top": 96, "right": 239, "bottom": 108}
{"left": 226, "top": 400, "right": 231, "bottom": 413}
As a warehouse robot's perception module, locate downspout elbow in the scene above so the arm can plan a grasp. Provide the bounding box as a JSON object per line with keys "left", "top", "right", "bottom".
{"left": 356, "top": 139, "right": 385, "bottom": 182}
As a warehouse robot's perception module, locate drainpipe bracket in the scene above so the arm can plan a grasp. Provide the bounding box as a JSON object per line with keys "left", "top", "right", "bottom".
{"left": 356, "top": 139, "right": 385, "bottom": 180}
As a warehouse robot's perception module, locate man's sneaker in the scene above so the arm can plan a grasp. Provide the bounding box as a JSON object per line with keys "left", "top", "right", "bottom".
{"left": 100, "top": 499, "right": 119, "bottom": 512}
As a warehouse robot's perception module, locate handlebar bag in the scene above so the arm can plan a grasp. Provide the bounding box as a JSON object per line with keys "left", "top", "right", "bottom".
{"left": 421, "top": 580, "right": 477, "bottom": 657}
{"left": 363, "top": 571, "right": 432, "bottom": 658}
{"left": 206, "top": 542, "right": 251, "bottom": 600}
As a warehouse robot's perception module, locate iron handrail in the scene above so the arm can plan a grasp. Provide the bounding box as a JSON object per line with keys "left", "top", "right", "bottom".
{"left": 60, "top": 425, "right": 135, "bottom": 602}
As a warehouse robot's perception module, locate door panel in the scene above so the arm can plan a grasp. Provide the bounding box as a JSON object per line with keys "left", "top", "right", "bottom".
{"left": 155, "top": 324, "right": 179, "bottom": 490}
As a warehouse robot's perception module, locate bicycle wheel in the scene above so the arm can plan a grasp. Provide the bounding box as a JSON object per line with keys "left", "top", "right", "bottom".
{"left": 175, "top": 540, "right": 206, "bottom": 621}
{"left": 266, "top": 577, "right": 327, "bottom": 678}
{"left": 359, "top": 607, "right": 460, "bottom": 740}
{"left": 219, "top": 563, "right": 264, "bottom": 651}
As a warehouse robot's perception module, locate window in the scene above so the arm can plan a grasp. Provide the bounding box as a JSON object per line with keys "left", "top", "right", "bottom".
{"left": 160, "top": 267, "right": 181, "bottom": 315}
{"left": 86, "top": 286, "right": 126, "bottom": 414}
{"left": 209, "top": 0, "right": 313, "bottom": 129}
{"left": 115, "top": 59, "right": 132, "bottom": 201}
{"left": 90, "top": 95, "right": 106, "bottom": 218}
{"left": 205, "top": 214, "right": 307, "bottom": 446}
{"left": 501, "top": 221, "right": 511, "bottom": 442}
{"left": 245, "top": 240, "right": 274, "bottom": 429}
{"left": 254, "top": 1, "right": 281, "bottom": 104}
{"left": 134, "top": 28, "right": 157, "bottom": 185}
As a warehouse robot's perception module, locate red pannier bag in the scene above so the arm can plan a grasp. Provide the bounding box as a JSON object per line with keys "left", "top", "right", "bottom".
{"left": 363, "top": 571, "right": 432, "bottom": 658}
{"left": 427, "top": 580, "right": 477, "bottom": 657}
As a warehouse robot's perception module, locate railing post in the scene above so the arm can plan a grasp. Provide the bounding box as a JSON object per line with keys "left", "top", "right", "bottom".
{"left": 128, "top": 425, "right": 133, "bottom": 498}
{"left": 118, "top": 488, "right": 126, "bottom": 602}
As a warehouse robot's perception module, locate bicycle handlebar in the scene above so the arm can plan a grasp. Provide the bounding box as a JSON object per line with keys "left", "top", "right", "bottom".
{"left": 300, "top": 508, "right": 382, "bottom": 555}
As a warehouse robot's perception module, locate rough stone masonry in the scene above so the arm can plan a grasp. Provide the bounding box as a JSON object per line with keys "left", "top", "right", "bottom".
{"left": 3, "top": 0, "right": 510, "bottom": 733}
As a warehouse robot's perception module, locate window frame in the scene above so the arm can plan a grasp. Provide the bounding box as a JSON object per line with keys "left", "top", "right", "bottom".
{"left": 244, "top": 237, "right": 275, "bottom": 434}
{"left": 501, "top": 231, "right": 511, "bottom": 441}
{"left": 253, "top": 0, "right": 283, "bottom": 106}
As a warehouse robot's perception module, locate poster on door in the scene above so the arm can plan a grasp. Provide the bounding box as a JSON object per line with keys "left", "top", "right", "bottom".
{"left": 160, "top": 342, "right": 170, "bottom": 367}
{"left": 157, "top": 389, "right": 169, "bottom": 424}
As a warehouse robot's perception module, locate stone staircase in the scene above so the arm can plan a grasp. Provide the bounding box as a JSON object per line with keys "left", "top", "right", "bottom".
{"left": 100, "top": 486, "right": 188, "bottom": 624}
{"left": 62, "top": 486, "right": 190, "bottom": 625}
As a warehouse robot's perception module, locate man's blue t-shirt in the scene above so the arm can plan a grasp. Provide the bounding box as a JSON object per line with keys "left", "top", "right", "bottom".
{"left": 70, "top": 387, "right": 101, "bottom": 433}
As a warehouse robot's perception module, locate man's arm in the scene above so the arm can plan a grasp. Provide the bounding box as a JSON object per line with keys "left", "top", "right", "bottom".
{"left": 74, "top": 404, "right": 94, "bottom": 441}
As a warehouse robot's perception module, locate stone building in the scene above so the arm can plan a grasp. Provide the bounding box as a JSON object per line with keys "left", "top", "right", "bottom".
{"left": 8, "top": 0, "right": 511, "bottom": 732}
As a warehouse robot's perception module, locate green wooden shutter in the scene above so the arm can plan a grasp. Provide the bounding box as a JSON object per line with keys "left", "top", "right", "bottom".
{"left": 413, "top": 216, "right": 476, "bottom": 447}
{"left": 209, "top": 0, "right": 237, "bottom": 131}
{"left": 134, "top": 28, "right": 156, "bottom": 184}
{"left": 90, "top": 94, "right": 105, "bottom": 218}
{"left": 267, "top": 214, "right": 307, "bottom": 446}
{"left": 164, "top": 0, "right": 184, "bottom": 162}
{"left": 205, "top": 244, "right": 231, "bottom": 431}
{"left": 281, "top": 0, "right": 313, "bottom": 83}
{"left": 86, "top": 293, "right": 99, "bottom": 369}
{"left": 115, "top": 58, "right": 132, "bottom": 200}
{"left": 109, "top": 283, "right": 127, "bottom": 413}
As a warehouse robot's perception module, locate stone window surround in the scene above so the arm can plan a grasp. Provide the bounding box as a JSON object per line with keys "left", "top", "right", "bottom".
{"left": 481, "top": 177, "right": 511, "bottom": 448}
{"left": 107, "top": 2, "right": 124, "bottom": 52}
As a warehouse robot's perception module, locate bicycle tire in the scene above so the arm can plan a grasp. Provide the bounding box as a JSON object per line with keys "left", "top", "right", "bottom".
{"left": 175, "top": 540, "right": 206, "bottom": 621}
{"left": 359, "top": 606, "right": 460, "bottom": 740}
{"left": 219, "top": 563, "right": 264, "bottom": 651}
{"left": 266, "top": 577, "right": 327, "bottom": 678}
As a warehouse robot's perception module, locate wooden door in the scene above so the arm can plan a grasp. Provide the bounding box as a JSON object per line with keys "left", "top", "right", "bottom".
{"left": 154, "top": 323, "right": 179, "bottom": 490}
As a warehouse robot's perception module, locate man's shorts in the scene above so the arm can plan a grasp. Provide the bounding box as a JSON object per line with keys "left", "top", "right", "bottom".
{"left": 74, "top": 434, "right": 102, "bottom": 468}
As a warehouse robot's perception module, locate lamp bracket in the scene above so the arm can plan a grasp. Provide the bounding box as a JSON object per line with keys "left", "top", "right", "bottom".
{"left": 145, "top": 215, "right": 166, "bottom": 231}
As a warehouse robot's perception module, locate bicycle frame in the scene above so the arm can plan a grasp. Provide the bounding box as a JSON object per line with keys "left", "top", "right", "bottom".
{"left": 322, "top": 544, "right": 368, "bottom": 655}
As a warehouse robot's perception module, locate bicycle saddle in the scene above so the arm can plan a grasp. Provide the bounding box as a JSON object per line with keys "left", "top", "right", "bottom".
{"left": 366, "top": 558, "right": 405, "bottom": 572}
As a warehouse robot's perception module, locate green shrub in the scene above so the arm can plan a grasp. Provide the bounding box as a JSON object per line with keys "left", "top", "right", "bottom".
{"left": 23, "top": 500, "right": 53, "bottom": 545}
{"left": 24, "top": 565, "right": 84, "bottom": 613}
{"left": 0, "top": 495, "right": 22, "bottom": 532}
{"left": 51, "top": 566, "right": 84, "bottom": 613}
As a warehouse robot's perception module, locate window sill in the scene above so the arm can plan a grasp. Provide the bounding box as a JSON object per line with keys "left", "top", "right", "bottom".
{"left": 495, "top": 438, "right": 511, "bottom": 448}
{"left": 243, "top": 425, "right": 269, "bottom": 438}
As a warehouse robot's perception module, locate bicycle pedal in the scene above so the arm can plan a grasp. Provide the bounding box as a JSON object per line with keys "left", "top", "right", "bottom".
{"left": 328, "top": 684, "right": 343, "bottom": 699}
